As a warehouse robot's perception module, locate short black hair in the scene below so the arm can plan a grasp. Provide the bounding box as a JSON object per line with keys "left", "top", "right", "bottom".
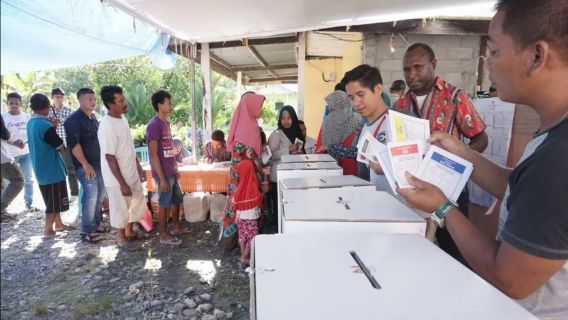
{"left": 342, "top": 64, "right": 383, "bottom": 91}
{"left": 7, "top": 92, "right": 21, "bottom": 102}
{"left": 406, "top": 43, "right": 436, "bottom": 62}
{"left": 334, "top": 81, "right": 346, "bottom": 92}
{"left": 298, "top": 120, "right": 305, "bottom": 126}
{"left": 151, "top": 90, "right": 172, "bottom": 112}
{"left": 76, "top": 88, "right": 95, "bottom": 99}
{"left": 211, "top": 130, "right": 225, "bottom": 142}
{"left": 51, "top": 87, "right": 65, "bottom": 96}
{"left": 496, "top": 0, "right": 568, "bottom": 63}
{"left": 390, "top": 80, "right": 406, "bottom": 92}
{"left": 30, "top": 93, "right": 51, "bottom": 111}
{"left": 100, "top": 85, "right": 123, "bottom": 109}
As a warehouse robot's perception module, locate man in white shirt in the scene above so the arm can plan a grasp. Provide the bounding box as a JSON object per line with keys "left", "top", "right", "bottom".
{"left": 1, "top": 114, "right": 24, "bottom": 221}
{"left": 98, "top": 85, "right": 146, "bottom": 249}
{"left": 2, "top": 92, "right": 37, "bottom": 211}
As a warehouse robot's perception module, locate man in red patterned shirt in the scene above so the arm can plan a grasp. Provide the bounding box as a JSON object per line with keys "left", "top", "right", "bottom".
{"left": 394, "top": 43, "right": 488, "bottom": 266}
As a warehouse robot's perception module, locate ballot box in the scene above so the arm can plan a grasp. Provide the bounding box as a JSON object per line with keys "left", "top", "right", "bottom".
{"left": 280, "top": 186, "right": 426, "bottom": 235}
{"left": 281, "top": 154, "right": 336, "bottom": 163}
{"left": 276, "top": 162, "right": 343, "bottom": 232}
{"left": 250, "top": 234, "right": 537, "bottom": 320}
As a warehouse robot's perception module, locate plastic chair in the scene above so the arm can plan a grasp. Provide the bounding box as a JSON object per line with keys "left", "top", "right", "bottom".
{"left": 135, "top": 146, "right": 149, "bottom": 164}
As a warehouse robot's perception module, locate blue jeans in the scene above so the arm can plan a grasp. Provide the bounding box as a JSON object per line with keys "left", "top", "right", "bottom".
{"left": 14, "top": 154, "right": 34, "bottom": 207}
{"left": 154, "top": 175, "right": 183, "bottom": 208}
{"left": 76, "top": 167, "right": 106, "bottom": 234}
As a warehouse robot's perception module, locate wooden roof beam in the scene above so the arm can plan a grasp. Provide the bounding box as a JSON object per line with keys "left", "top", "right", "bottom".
{"left": 246, "top": 45, "right": 278, "bottom": 79}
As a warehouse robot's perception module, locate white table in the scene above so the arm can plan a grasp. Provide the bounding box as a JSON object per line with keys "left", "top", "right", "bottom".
{"left": 281, "top": 187, "right": 426, "bottom": 235}
{"left": 276, "top": 162, "right": 343, "bottom": 232}
{"left": 281, "top": 154, "right": 336, "bottom": 163}
{"left": 251, "top": 234, "right": 537, "bottom": 320}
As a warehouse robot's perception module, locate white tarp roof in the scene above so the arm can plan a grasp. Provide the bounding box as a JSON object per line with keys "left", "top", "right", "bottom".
{"left": 105, "top": 0, "right": 496, "bottom": 43}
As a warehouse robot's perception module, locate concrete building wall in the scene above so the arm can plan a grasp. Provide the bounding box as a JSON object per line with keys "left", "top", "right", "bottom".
{"left": 363, "top": 34, "right": 487, "bottom": 95}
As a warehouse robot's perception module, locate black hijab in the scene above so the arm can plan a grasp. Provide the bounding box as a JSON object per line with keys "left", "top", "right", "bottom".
{"left": 278, "top": 105, "right": 305, "bottom": 152}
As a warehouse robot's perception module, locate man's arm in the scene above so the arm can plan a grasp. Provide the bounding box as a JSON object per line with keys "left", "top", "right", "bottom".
{"left": 1, "top": 115, "right": 10, "bottom": 141}
{"left": 43, "top": 126, "right": 66, "bottom": 154}
{"left": 71, "top": 145, "right": 96, "bottom": 179}
{"left": 105, "top": 154, "right": 131, "bottom": 196}
{"left": 468, "top": 131, "right": 488, "bottom": 153}
{"left": 398, "top": 174, "right": 566, "bottom": 299}
{"left": 148, "top": 139, "right": 169, "bottom": 192}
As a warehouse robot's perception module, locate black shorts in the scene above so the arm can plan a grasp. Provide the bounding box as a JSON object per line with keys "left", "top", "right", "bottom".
{"left": 39, "top": 180, "right": 70, "bottom": 214}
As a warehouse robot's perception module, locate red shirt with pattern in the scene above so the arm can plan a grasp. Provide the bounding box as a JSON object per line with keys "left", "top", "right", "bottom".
{"left": 393, "top": 77, "right": 486, "bottom": 139}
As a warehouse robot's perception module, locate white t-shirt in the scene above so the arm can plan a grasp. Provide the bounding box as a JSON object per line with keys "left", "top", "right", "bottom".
{"left": 2, "top": 112, "right": 30, "bottom": 157}
{"left": 98, "top": 114, "right": 139, "bottom": 188}
{"left": 415, "top": 94, "right": 428, "bottom": 110}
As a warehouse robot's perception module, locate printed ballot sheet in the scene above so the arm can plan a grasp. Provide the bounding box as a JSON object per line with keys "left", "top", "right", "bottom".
{"left": 261, "top": 145, "right": 272, "bottom": 165}
{"left": 359, "top": 131, "right": 385, "bottom": 163}
{"left": 373, "top": 147, "right": 398, "bottom": 194}
{"left": 416, "top": 145, "right": 473, "bottom": 202}
{"left": 467, "top": 98, "right": 515, "bottom": 208}
{"left": 387, "top": 141, "right": 422, "bottom": 189}
{"left": 388, "top": 110, "right": 430, "bottom": 154}
{"left": 294, "top": 138, "right": 304, "bottom": 150}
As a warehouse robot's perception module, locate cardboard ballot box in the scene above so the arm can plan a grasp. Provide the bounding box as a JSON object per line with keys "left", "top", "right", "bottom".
{"left": 281, "top": 185, "right": 426, "bottom": 235}
{"left": 250, "top": 234, "right": 537, "bottom": 320}
{"left": 276, "top": 162, "right": 343, "bottom": 232}
{"left": 281, "top": 153, "right": 336, "bottom": 163}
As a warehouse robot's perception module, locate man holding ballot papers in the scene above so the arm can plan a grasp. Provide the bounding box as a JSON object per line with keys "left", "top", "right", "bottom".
{"left": 398, "top": 0, "right": 568, "bottom": 318}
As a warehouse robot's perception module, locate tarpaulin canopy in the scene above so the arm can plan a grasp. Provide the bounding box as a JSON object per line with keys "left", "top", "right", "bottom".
{"left": 105, "top": 0, "right": 496, "bottom": 43}
{"left": 1, "top": 0, "right": 174, "bottom": 74}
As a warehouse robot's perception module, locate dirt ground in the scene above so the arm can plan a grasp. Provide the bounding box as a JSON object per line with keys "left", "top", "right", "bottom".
{"left": 1, "top": 185, "right": 250, "bottom": 320}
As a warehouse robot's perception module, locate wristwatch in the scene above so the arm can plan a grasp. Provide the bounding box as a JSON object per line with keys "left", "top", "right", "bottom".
{"left": 431, "top": 200, "right": 457, "bottom": 228}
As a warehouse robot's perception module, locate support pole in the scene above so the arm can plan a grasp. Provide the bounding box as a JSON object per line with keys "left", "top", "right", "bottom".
{"left": 201, "top": 43, "right": 212, "bottom": 145}
{"left": 189, "top": 43, "right": 198, "bottom": 163}
{"left": 297, "top": 32, "right": 306, "bottom": 119}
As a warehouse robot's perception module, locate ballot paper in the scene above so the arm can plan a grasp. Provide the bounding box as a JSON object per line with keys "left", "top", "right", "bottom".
{"left": 373, "top": 147, "right": 398, "bottom": 194}
{"left": 388, "top": 110, "right": 430, "bottom": 154}
{"left": 359, "top": 131, "right": 385, "bottom": 163}
{"left": 415, "top": 145, "right": 473, "bottom": 202}
{"left": 261, "top": 146, "right": 272, "bottom": 165}
{"left": 294, "top": 138, "right": 304, "bottom": 149}
{"left": 387, "top": 140, "right": 422, "bottom": 189}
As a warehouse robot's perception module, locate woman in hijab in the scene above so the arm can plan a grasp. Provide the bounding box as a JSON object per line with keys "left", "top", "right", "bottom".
{"left": 219, "top": 92, "right": 265, "bottom": 251}
{"left": 266, "top": 105, "right": 304, "bottom": 218}
{"left": 317, "top": 90, "right": 362, "bottom": 175}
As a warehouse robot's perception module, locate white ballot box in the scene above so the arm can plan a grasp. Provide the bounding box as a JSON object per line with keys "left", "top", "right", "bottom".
{"left": 276, "top": 162, "right": 343, "bottom": 232}
{"left": 281, "top": 154, "right": 336, "bottom": 163}
{"left": 250, "top": 234, "right": 537, "bottom": 320}
{"left": 281, "top": 187, "right": 426, "bottom": 235}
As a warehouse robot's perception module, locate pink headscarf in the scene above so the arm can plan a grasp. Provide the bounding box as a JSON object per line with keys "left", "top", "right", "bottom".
{"left": 226, "top": 92, "right": 265, "bottom": 155}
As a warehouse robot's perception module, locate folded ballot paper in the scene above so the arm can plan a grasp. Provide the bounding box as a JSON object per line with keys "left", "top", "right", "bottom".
{"left": 388, "top": 110, "right": 431, "bottom": 155}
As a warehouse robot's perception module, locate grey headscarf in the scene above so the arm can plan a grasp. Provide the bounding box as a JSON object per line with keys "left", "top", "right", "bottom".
{"left": 321, "top": 90, "right": 361, "bottom": 146}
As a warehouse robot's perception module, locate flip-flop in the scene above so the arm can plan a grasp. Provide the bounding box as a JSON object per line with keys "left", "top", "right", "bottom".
{"left": 54, "top": 224, "right": 77, "bottom": 232}
{"left": 95, "top": 225, "right": 111, "bottom": 233}
{"left": 159, "top": 237, "right": 182, "bottom": 246}
{"left": 126, "top": 232, "right": 150, "bottom": 241}
{"left": 1, "top": 212, "right": 17, "bottom": 221}
{"left": 82, "top": 233, "right": 103, "bottom": 244}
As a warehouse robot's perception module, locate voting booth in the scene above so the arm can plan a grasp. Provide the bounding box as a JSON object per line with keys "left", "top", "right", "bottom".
{"left": 280, "top": 180, "right": 426, "bottom": 235}
{"left": 250, "top": 234, "right": 537, "bottom": 320}
{"left": 276, "top": 162, "right": 343, "bottom": 232}
{"left": 280, "top": 154, "right": 336, "bottom": 163}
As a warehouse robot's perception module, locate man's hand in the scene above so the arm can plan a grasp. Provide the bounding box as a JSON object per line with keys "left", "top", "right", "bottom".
{"left": 83, "top": 163, "right": 96, "bottom": 179}
{"left": 369, "top": 160, "right": 384, "bottom": 175}
{"left": 13, "top": 140, "right": 25, "bottom": 149}
{"left": 317, "top": 145, "right": 328, "bottom": 153}
{"left": 397, "top": 172, "right": 448, "bottom": 213}
{"left": 137, "top": 163, "right": 146, "bottom": 182}
{"left": 429, "top": 131, "right": 468, "bottom": 157}
{"left": 159, "top": 177, "right": 171, "bottom": 193}
{"left": 120, "top": 183, "right": 133, "bottom": 197}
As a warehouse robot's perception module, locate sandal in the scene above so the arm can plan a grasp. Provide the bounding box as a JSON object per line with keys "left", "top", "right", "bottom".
{"left": 126, "top": 232, "right": 150, "bottom": 241}
{"left": 1, "top": 212, "right": 17, "bottom": 221}
{"left": 159, "top": 237, "right": 182, "bottom": 246}
{"left": 117, "top": 241, "right": 142, "bottom": 251}
{"left": 82, "top": 233, "right": 102, "bottom": 243}
{"left": 54, "top": 224, "right": 77, "bottom": 232}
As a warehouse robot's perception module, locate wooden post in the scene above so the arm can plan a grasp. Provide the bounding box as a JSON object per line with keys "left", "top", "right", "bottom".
{"left": 201, "top": 43, "right": 212, "bottom": 145}
{"left": 189, "top": 43, "right": 198, "bottom": 163}
{"left": 236, "top": 71, "right": 243, "bottom": 98}
{"left": 297, "top": 32, "right": 306, "bottom": 119}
